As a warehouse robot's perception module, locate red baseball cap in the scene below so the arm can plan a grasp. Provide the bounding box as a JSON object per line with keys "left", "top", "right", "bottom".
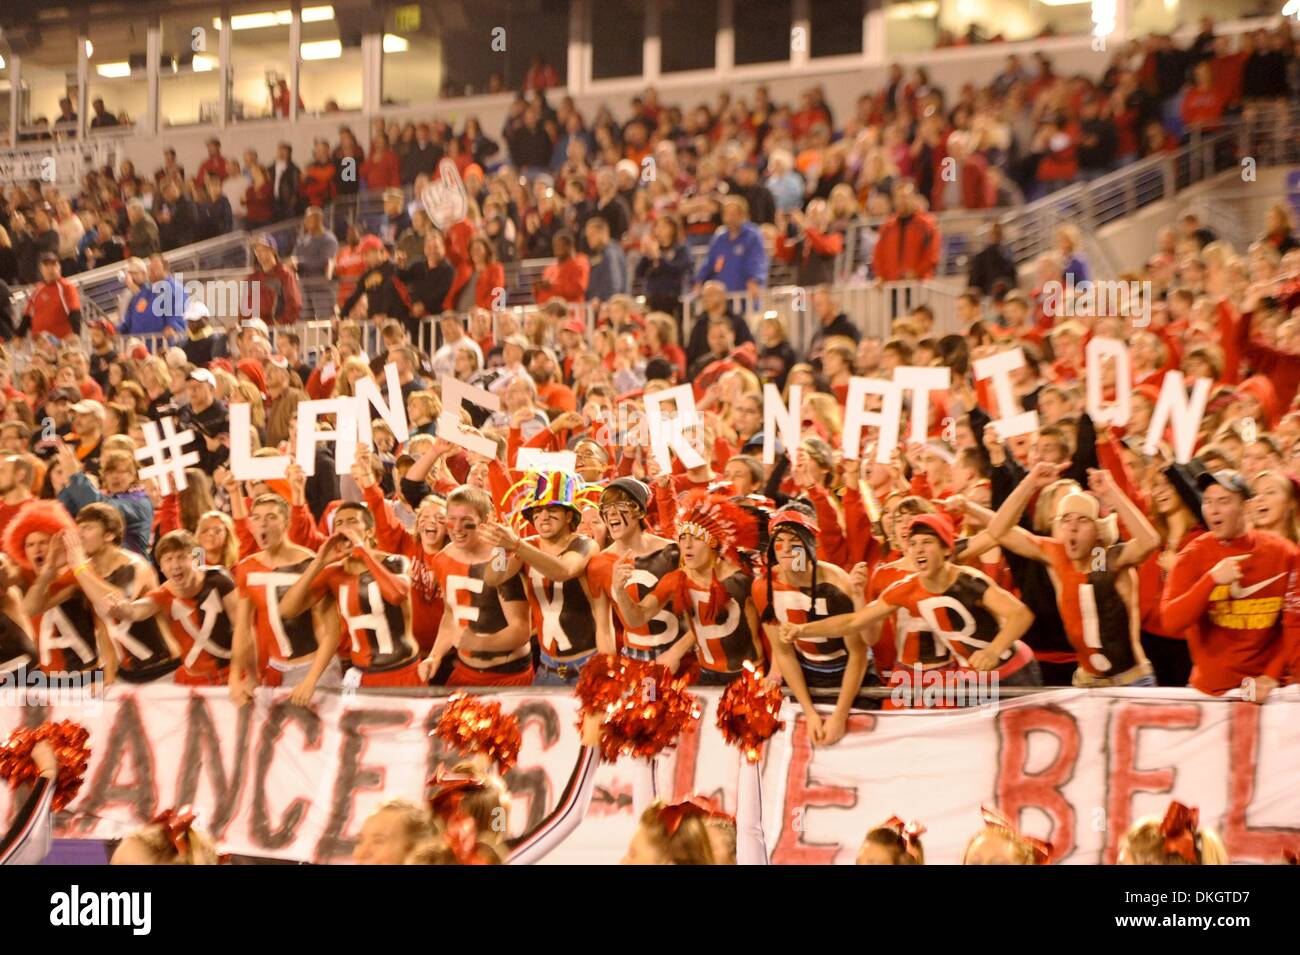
{"left": 906, "top": 513, "right": 956, "bottom": 551}
{"left": 359, "top": 234, "right": 384, "bottom": 253}
{"left": 561, "top": 317, "right": 586, "bottom": 334}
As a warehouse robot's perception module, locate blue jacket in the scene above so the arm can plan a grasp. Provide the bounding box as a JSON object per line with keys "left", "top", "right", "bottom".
{"left": 696, "top": 223, "right": 769, "bottom": 293}
{"left": 586, "top": 243, "right": 629, "bottom": 301}
{"left": 58, "top": 473, "right": 154, "bottom": 556}
{"left": 118, "top": 278, "right": 187, "bottom": 336}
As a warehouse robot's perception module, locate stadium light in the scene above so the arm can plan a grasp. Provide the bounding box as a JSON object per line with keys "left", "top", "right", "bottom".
{"left": 192, "top": 55, "right": 217, "bottom": 72}
{"left": 884, "top": 1, "right": 939, "bottom": 18}
{"left": 383, "top": 34, "right": 410, "bottom": 53}
{"left": 214, "top": 5, "right": 334, "bottom": 30}
{"left": 95, "top": 62, "right": 132, "bottom": 78}
{"left": 300, "top": 39, "right": 342, "bottom": 60}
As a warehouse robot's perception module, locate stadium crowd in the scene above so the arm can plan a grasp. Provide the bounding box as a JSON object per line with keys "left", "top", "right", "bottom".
{"left": 0, "top": 16, "right": 1298, "bottom": 869}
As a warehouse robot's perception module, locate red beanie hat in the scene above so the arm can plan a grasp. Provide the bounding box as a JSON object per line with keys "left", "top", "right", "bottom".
{"left": 905, "top": 512, "right": 957, "bottom": 551}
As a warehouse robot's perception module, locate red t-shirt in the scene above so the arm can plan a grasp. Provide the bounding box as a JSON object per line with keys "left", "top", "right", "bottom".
{"left": 308, "top": 555, "right": 418, "bottom": 671}
{"left": 147, "top": 568, "right": 235, "bottom": 684}
{"left": 1161, "top": 530, "right": 1298, "bottom": 695}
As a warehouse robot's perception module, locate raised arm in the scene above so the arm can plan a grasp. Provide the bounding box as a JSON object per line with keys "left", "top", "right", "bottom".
{"left": 1087, "top": 468, "right": 1159, "bottom": 568}
{"left": 278, "top": 534, "right": 349, "bottom": 620}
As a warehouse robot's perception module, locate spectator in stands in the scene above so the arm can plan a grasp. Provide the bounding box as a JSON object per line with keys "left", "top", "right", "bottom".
{"left": 776, "top": 199, "right": 844, "bottom": 287}
{"left": 636, "top": 217, "right": 692, "bottom": 320}
{"left": 584, "top": 217, "right": 628, "bottom": 303}
{"left": 242, "top": 163, "right": 274, "bottom": 230}
{"left": 806, "top": 286, "right": 860, "bottom": 369}
{"left": 402, "top": 123, "right": 442, "bottom": 185}
{"left": 156, "top": 180, "right": 198, "bottom": 251}
{"left": 696, "top": 196, "right": 768, "bottom": 297}
{"left": 524, "top": 55, "right": 560, "bottom": 93}
{"left": 180, "top": 369, "right": 230, "bottom": 476}
{"left": 124, "top": 197, "right": 161, "bottom": 259}
{"left": 535, "top": 230, "right": 589, "bottom": 304}
{"left": 729, "top": 161, "right": 775, "bottom": 226}
{"left": 404, "top": 231, "right": 455, "bottom": 325}
{"left": 53, "top": 198, "right": 86, "bottom": 275}
{"left": 872, "top": 180, "right": 939, "bottom": 282}
{"left": 87, "top": 215, "right": 124, "bottom": 270}
{"left": 249, "top": 234, "right": 301, "bottom": 326}
{"left": 294, "top": 206, "right": 338, "bottom": 282}
{"left": 379, "top": 188, "right": 412, "bottom": 248}
{"left": 765, "top": 149, "right": 804, "bottom": 214}
{"left": 90, "top": 97, "right": 119, "bottom": 129}
{"left": 342, "top": 236, "right": 411, "bottom": 324}
{"left": 302, "top": 140, "right": 338, "bottom": 210}
{"left": 272, "top": 143, "right": 302, "bottom": 222}
{"left": 363, "top": 134, "right": 402, "bottom": 190}
{"left": 194, "top": 138, "right": 227, "bottom": 191}
{"left": 1078, "top": 96, "right": 1118, "bottom": 180}
{"left": 334, "top": 223, "right": 367, "bottom": 311}
{"left": 155, "top": 148, "right": 185, "bottom": 186}
{"left": 1259, "top": 204, "right": 1299, "bottom": 257}
{"left": 17, "top": 253, "right": 82, "bottom": 340}
{"left": 181, "top": 301, "right": 227, "bottom": 368}
{"left": 686, "top": 280, "right": 752, "bottom": 366}
{"left": 118, "top": 255, "right": 186, "bottom": 339}
{"left": 506, "top": 103, "right": 555, "bottom": 176}
{"left": 196, "top": 175, "right": 233, "bottom": 241}
{"left": 968, "top": 223, "right": 1017, "bottom": 298}
{"left": 432, "top": 312, "right": 484, "bottom": 379}
{"left": 447, "top": 236, "right": 506, "bottom": 313}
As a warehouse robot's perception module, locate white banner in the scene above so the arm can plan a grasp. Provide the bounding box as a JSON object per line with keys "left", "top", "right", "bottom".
{"left": 1, "top": 686, "right": 1298, "bottom": 864}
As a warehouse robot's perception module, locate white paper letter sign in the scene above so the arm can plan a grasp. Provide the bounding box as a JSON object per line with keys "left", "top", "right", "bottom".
{"left": 762, "top": 383, "right": 801, "bottom": 465}
{"left": 1084, "top": 337, "right": 1131, "bottom": 428}
{"left": 438, "top": 376, "right": 500, "bottom": 459}
{"left": 894, "top": 365, "right": 951, "bottom": 445}
{"left": 355, "top": 362, "right": 411, "bottom": 448}
{"left": 296, "top": 399, "right": 356, "bottom": 477}
{"left": 1144, "top": 371, "right": 1211, "bottom": 464}
{"left": 230, "top": 402, "right": 291, "bottom": 481}
{"left": 843, "top": 376, "right": 903, "bottom": 463}
{"left": 643, "top": 384, "right": 705, "bottom": 472}
{"left": 972, "top": 349, "right": 1039, "bottom": 440}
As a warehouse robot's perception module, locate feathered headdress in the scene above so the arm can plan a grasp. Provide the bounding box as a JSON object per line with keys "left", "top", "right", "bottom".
{"left": 3, "top": 501, "right": 76, "bottom": 573}
{"left": 676, "top": 489, "right": 760, "bottom": 566}
{"left": 502, "top": 470, "right": 603, "bottom": 534}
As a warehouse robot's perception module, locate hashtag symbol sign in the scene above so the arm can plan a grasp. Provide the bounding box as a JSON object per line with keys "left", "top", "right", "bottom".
{"left": 135, "top": 416, "right": 200, "bottom": 494}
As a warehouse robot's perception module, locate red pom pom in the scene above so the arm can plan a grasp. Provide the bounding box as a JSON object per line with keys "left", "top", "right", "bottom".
{"left": 576, "top": 654, "right": 700, "bottom": 762}
{"left": 0, "top": 720, "right": 92, "bottom": 810}
{"left": 434, "top": 694, "right": 522, "bottom": 773}
{"left": 715, "top": 662, "right": 785, "bottom": 763}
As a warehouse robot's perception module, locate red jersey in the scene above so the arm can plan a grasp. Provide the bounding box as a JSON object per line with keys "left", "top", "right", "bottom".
{"left": 234, "top": 555, "right": 319, "bottom": 669}
{"left": 521, "top": 535, "right": 598, "bottom": 659}
{"left": 587, "top": 543, "right": 682, "bottom": 655}
{"left": 429, "top": 551, "right": 528, "bottom": 669}
{"left": 146, "top": 568, "right": 235, "bottom": 685}
{"left": 310, "top": 555, "right": 418, "bottom": 671}
{"left": 30, "top": 570, "right": 100, "bottom": 674}
{"left": 1161, "top": 530, "right": 1297, "bottom": 695}
{"left": 866, "top": 558, "right": 909, "bottom": 673}
{"left": 364, "top": 484, "right": 442, "bottom": 653}
{"left": 652, "top": 569, "right": 756, "bottom": 675}
{"left": 1034, "top": 537, "right": 1139, "bottom": 677}
{"left": 752, "top": 571, "right": 856, "bottom": 677}
{"left": 879, "top": 566, "right": 1027, "bottom": 672}
{"left": 23, "top": 278, "right": 81, "bottom": 339}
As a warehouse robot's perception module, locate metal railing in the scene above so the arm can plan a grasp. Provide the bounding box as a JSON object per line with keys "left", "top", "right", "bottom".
{"left": 681, "top": 279, "right": 962, "bottom": 354}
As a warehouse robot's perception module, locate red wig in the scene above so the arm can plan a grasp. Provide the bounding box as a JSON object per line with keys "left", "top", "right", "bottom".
{"left": 4, "top": 501, "right": 76, "bottom": 573}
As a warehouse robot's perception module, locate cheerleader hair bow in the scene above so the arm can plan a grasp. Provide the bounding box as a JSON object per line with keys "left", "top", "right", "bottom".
{"left": 151, "top": 806, "right": 198, "bottom": 856}
{"left": 425, "top": 766, "right": 488, "bottom": 817}
{"left": 980, "top": 805, "right": 1053, "bottom": 865}
{"left": 1159, "top": 802, "right": 1200, "bottom": 864}
{"left": 657, "top": 797, "right": 731, "bottom": 837}
{"left": 880, "top": 815, "right": 927, "bottom": 860}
